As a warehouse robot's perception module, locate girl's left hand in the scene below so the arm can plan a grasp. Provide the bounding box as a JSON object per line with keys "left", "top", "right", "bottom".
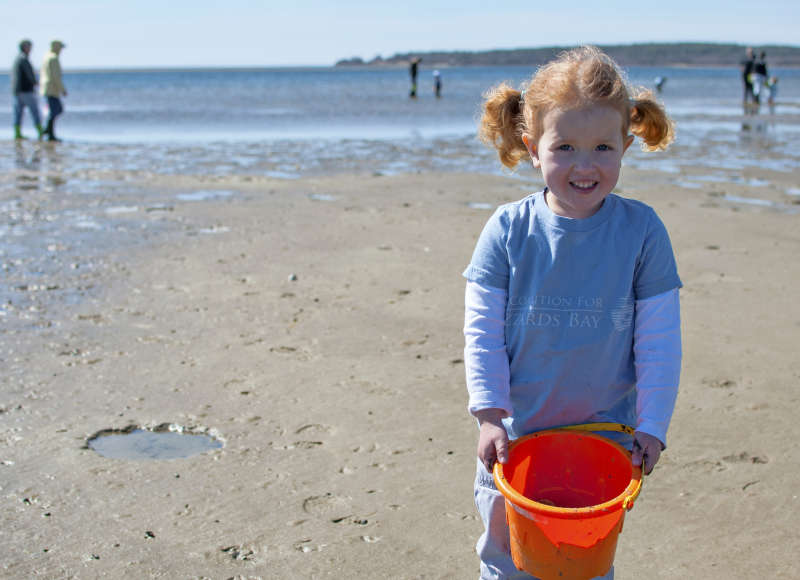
{"left": 631, "top": 431, "right": 664, "bottom": 475}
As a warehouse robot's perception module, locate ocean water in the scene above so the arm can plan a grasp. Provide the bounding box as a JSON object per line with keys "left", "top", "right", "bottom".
{"left": 1, "top": 65, "right": 799, "bottom": 328}
{"left": 2, "top": 65, "right": 799, "bottom": 177}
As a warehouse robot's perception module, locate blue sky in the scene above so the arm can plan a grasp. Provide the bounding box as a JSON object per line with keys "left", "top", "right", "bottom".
{"left": 3, "top": 0, "right": 798, "bottom": 69}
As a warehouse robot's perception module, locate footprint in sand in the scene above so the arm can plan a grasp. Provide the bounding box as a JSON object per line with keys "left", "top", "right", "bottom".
{"left": 221, "top": 545, "right": 256, "bottom": 561}
{"left": 722, "top": 451, "right": 768, "bottom": 464}
{"left": 331, "top": 515, "right": 370, "bottom": 525}
{"left": 270, "top": 440, "right": 323, "bottom": 450}
{"left": 292, "top": 441, "right": 323, "bottom": 449}
{"left": 294, "top": 538, "right": 326, "bottom": 553}
{"left": 268, "top": 345, "right": 312, "bottom": 360}
{"left": 682, "top": 458, "right": 726, "bottom": 472}
{"left": 369, "top": 462, "right": 396, "bottom": 471}
{"left": 294, "top": 423, "right": 333, "bottom": 436}
{"left": 351, "top": 443, "right": 380, "bottom": 453}
{"left": 703, "top": 377, "right": 737, "bottom": 389}
{"left": 269, "top": 345, "right": 297, "bottom": 353}
{"left": 444, "top": 511, "right": 479, "bottom": 521}
{"left": 684, "top": 451, "right": 768, "bottom": 473}
{"left": 302, "top": 493, "right": 351, "bottom": 516}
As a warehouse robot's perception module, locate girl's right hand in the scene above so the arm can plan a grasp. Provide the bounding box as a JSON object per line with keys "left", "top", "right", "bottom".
{"left": 474, "top": 409, "right": 509, "bottom": 472}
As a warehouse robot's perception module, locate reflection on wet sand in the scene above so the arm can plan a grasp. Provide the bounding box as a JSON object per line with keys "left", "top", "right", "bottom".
{"left": 2, "top": 100, "right": 799, "bottom": 334}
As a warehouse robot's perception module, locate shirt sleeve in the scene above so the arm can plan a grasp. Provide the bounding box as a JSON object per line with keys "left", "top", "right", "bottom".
{"left": 464, "top": 280, "right": 512, "bottom": 416}
{"left": 634, "top": 210, "right": 682, "bottom": 300}
{"left": 634, "top": 287, "right": 682, "bottom": 446}
{"left": 463, "top": 206, "right": 511, "bottom": 290}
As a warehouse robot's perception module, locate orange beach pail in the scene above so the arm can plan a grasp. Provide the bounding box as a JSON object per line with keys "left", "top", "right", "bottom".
{"left": 492, "top": 423, "right": 642, "bottom": 580}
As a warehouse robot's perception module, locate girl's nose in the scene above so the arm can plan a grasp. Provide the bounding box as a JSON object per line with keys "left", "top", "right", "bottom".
{"left": 574, "top": 152, "right": 594, "bottom": 171}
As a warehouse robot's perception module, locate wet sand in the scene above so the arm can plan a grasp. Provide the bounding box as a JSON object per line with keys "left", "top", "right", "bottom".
{"left": 2, "top": 164, "right": 800, "bottom": 578}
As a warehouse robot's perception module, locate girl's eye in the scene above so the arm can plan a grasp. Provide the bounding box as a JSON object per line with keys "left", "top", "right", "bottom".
{"left": 596, "top": 144, "right": 611, "bottom": 151}
{"left": 557, "top": 144, "right": 573, "bottom": 151}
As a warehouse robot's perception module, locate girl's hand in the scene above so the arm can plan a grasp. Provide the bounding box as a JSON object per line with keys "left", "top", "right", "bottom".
{"left": 474, "top": 409, "right": 509, "bottom": 472}
{"left": 632, "top": 430, "right": 664, "bottom": 475}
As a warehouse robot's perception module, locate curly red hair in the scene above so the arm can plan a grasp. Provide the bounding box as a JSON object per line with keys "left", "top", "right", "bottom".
{"left": 479, "top": 46, "right": 674, "bottom": 169}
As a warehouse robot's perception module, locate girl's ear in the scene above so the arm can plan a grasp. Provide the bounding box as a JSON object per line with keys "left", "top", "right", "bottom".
{"left": 623, "top": 134, "right": 635, "bottom": 153}
{"left": 522, "top": 134, "right": 541, "bottom": 168}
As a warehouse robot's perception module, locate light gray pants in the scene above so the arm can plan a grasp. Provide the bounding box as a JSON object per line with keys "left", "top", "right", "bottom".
{"left": 13, "top": 92, "right": 41, "bottom": 127}
{"left": 474, "top": 460, "right": 614, "bottom": 580}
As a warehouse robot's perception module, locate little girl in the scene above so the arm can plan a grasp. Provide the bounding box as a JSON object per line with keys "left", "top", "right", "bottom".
{"left": 463, "top": 46, "right": 682, "bottom": 579}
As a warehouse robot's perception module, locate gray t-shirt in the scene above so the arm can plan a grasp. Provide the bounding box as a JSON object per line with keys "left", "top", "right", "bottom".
{"left": 463, "top": 191, "right": 682, "bottom": 439}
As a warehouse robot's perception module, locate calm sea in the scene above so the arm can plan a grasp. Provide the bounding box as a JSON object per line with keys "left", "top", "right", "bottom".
{"left": 1, "top": 65, "right": 799, "bottom": 326}
{"left": 2, "top": 65, "right": 800, "bottom": 177}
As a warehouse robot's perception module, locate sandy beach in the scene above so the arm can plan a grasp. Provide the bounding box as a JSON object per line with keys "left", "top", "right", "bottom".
{"left": 2, "top": 158, "right": 800, "bottom": 578}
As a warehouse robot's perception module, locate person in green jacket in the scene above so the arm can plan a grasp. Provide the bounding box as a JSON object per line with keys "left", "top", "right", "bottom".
{"left": 40, "top": 40, "right": 67, "bottom": 142}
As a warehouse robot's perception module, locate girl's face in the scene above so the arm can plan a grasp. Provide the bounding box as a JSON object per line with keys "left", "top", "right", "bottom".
{"left": 525, "top": 106, "right": 634, "bottom": 219}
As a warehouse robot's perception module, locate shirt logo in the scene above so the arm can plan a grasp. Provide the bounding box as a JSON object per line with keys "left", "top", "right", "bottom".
{"left": 610, "top": 297, "right": 634, "bottom": 331}
{"left": 507, "top": 294, "right": 631, "bottom": 332}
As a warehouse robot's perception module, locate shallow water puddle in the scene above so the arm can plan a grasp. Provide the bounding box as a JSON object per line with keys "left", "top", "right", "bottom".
{"left": 176, "top": 190, "right": 234, "bottom": 202}
{"left": 87, "top": 426, "right": 222, "bottom": 460}
{"left": 308, "top": 193, "right": 336, "bottom": 201}
{"left": 105, "top": 205, "right": 140, "bottom": 215}
{"left": 723, "top": 194, "right": 791, "bottom": 211}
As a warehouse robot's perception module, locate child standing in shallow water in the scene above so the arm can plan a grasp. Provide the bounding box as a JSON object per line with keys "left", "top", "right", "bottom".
{"left": 463, "top": 46, "right": 682, "bottom": 579}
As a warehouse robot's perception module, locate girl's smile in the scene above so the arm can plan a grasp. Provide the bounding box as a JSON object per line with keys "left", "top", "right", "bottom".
{"left": 570, "top": 180, "right": 599, "bottom": 192}
{"left": 525, "top": 106, "right": 634, "bottom": 219}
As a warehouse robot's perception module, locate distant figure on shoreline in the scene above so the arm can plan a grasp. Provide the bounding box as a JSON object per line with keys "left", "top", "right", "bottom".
{"left": 11, "top": 39, "right": 44, "bottom": 140}
{"left": 767, "top": 76, "right": 778, "bottom": 114}
{"left": 740, "top": 47, "right": 756, "bottom": 114}
{"left": 654, "top": 76, "right": 666, "bottom": 93}
{"left": 752, "top": 51, "right": 769, "bottom": 110}
{"left": 40, "top": 40, "right": 67, "bottom": 142}
{"left": 433, "top": 69, "right": 442, "bottom": 98}
{"left": 409, "top": 57, "right": 421, "bottom": 98}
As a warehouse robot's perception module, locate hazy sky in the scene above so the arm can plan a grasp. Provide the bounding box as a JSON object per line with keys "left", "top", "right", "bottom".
{"left": 4, "top": 0, "right": 798, "bottom": 69}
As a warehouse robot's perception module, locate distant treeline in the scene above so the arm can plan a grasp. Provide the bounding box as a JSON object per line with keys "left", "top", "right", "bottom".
{"left": 336, "top": 43, "right": 800, "bottom": 68}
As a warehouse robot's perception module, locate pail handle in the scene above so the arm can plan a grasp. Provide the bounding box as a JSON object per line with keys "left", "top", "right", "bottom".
{"left": 555, "top": 422, "right": 635, "bottom": 436}
{"left": 554, "top": 422, "right": 642, "bottom": 510}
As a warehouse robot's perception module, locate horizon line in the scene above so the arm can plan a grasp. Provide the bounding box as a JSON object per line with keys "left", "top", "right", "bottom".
{"left": 3, "top": 40, "right": 800, "bottom": 73}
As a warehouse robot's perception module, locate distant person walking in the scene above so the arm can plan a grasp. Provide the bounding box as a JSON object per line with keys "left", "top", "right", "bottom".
{"left": 740, "top": 47, "right": 756, "bottom": 114}
{"left": 11, "top": 39, "right": 44, "bottom": 140}
{"left": 767, "top": 76, "right": 778, "bottom": 114}
{"left": 409, "top": 57, "right": 421, "bottom": 98}
{"left": 433, "top": 70, "right": 442, "bottom": 98}
{"left": 40, "top": 40, "right": 67, "bottom": 142}
{"left": 752, "top": 51, "right": 769, "bottom": 108}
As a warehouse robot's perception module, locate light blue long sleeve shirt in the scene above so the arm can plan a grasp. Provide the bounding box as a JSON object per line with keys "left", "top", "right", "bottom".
{"left": 463, "top": 191, "right": 682, "bottom": 443}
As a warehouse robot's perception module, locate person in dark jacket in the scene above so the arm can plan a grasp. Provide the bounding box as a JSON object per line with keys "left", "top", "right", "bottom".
{"left": 409, "top": 57, "right": 421, "bottom": 98}
{"left": 752, "top": 51, "right": 769, "bottom": 108}
{"left": 740, "top": 47, "right": 757, "bottom": 114}
{"left": 11, "top": 39, "right": 44, "bottom": 140}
